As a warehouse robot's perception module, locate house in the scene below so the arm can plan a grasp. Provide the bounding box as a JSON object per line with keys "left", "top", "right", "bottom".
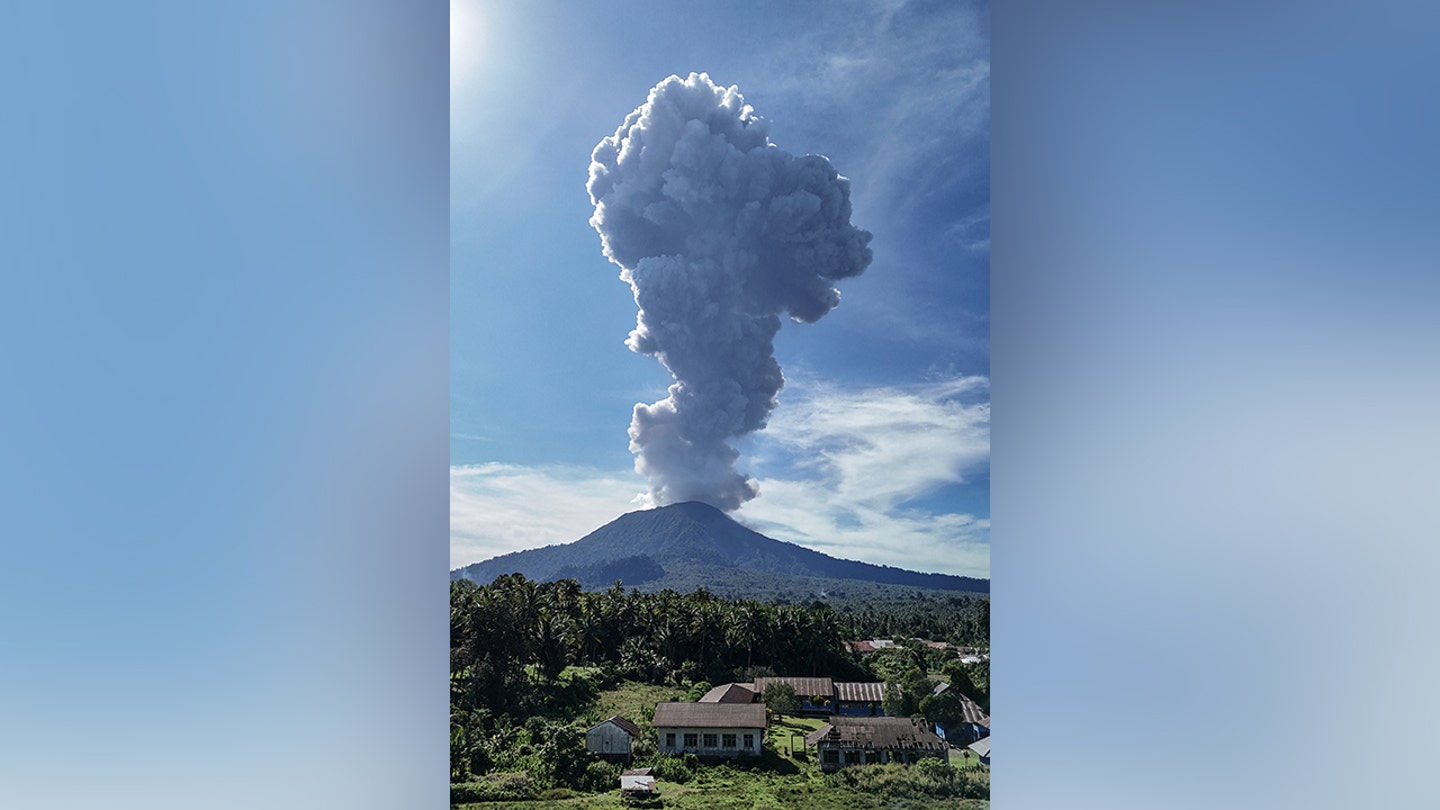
{"left": 698, "top": 682, "right": 757, "bottom": 704}
{"left": 653, "top": 702, "right": 766, "bottom": 758}
{"left": 929, "top": 684, "right": 990, "bottom": 745}
{"left": 619, "top": 767, "right": 657, "bottom": 797}
{"left": 844, "top": 640, "right": 876, "bottom": 654}
{"left": 585, "top": 715, "right": 644, "bottom": 760}
{"left": 752, "top": 676, "right": 835, "bottom": 715}
{"left": 833, "top": 681, "right": 887, "bottom": 716}
{"left": 967, "top": 736, "right": 990, "bottom": 765}
{"left": 805, "top": 716, "right": 949, "bottom": 772}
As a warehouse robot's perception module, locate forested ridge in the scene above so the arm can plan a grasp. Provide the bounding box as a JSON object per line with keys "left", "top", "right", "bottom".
{"left": 450, "top": 574, "right": 990, "bottom": 800}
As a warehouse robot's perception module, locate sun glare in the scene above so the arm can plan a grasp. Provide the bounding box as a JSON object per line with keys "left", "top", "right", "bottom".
{"left": 450, "top": 0, "right": 482, "bottom": 84}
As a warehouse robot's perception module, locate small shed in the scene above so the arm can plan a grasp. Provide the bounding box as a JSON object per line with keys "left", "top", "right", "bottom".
{"left": 586, "top": 715, "right": 643, "bottom": 760}
{"left": 620, "top": 767, "right": 657, "bottom": 797}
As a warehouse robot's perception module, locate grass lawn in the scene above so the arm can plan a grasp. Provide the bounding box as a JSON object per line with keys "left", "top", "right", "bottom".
{"left": 589, "top": 682, "right": 686, "bottom": 732}
{"left": 764, "top": 715, "right": 825, "bottom": 759}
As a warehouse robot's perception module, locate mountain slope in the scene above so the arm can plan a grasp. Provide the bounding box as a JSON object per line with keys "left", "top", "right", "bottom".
{"left": 450, "top": 501, "right": 988, "bottom": 597}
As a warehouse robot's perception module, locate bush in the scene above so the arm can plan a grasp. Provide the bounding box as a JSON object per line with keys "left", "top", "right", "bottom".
{"left": 578, "top": 759, "right": 621, "bottom": 793}
{"left": 449, "top": 771, "right": 538, "bottom": 803}
{"left": 684, "top": 680, "right": 713, "bottom": 702}
{"left": 648, "top": 753, "right": 697, "bottom": 784}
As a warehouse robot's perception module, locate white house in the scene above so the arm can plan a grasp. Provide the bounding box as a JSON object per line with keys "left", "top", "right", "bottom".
{"left": 653, "top": 702, "right": 766, "bottom": 758}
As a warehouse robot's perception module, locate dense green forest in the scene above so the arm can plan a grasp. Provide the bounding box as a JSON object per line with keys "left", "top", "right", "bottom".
{"left": 450, "top": 574, "right": 989, "bottom": 801}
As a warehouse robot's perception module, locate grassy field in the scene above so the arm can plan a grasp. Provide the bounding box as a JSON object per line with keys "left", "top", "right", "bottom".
{"left": 764, "top": 716, "right": 824, "bottom": 759}
{"left": 589, "top": 682, "right": 686, "bottom": 729}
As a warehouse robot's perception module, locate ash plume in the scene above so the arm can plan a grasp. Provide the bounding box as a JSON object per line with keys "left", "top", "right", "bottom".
{"left": 587, "top": 72, "right": 872, "bottom": 510}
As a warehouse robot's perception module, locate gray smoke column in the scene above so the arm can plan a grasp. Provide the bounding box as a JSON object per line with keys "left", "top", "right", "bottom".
{"left": 587, "top": 72, "right": 872, "bottom": 510}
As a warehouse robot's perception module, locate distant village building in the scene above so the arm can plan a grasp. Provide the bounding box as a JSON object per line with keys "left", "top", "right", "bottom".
{"left": 698, "top": 682, "right": 757, "bottom": 704}
{"left": 834, "top": 682, "right": 887, "bottom": 716}
{"left": 930, "top": 683, "right": 991, "bottom": 745}
{"left": 653, "top": 702, "right": 766, "bottom": 758}
{"left": 585, "top": 715, "right": 643, "bottom": 760}
{"left": 805, "top": 717, "right": 949, "bottom": 772}
{"left": 753, "top": 676, "right": 835, "bottom": 715}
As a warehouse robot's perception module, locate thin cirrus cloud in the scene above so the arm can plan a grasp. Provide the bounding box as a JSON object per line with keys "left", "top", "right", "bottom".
{"left": 737, "top": 374, "right": 990, "bottom": 575}
{"left": 449, "top": 463, "right": 646, "bottom": 570}
{"left": 450, "top": 374, "right": 989, "bottom": 577}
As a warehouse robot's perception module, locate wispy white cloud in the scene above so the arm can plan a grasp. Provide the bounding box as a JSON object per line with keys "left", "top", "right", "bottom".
{"left": 737, "top": 375, "right": 990, "bottom": 576}
{"left": 451, "top": 375, "right": 990, "bottom": 578}
{"left": 449, "top": 463, "right": 645, "bottom": 569}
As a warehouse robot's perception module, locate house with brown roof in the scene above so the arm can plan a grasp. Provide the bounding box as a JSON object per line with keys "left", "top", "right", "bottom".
{"left": 653, "top": 702, "right": 766, "bottom": 758}
{"left": 585, "top": 715, "right": 644, "bottom": 761}
{"left": 805, "top": 716, "right": 949, "bottom": 772}
{"left": 752, "top": 676, "right": 835, "bottom": 715}
{"left": 698, "top": 682, "right": 757, "bottom": 704}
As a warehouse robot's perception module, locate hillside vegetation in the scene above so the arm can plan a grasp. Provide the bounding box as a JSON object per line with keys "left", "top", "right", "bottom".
{"left": 450, "top": 575, "right": 989, "bottom": 806}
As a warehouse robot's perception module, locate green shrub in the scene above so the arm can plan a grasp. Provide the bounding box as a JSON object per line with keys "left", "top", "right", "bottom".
{"left": 449, "top": 771, "right": 538, "bottom": 803}
{"left": 648, "top": 753, "right": 696, "bottom": 784}
{"left": 578, "top": 759, "right": 621, "bottom": 793}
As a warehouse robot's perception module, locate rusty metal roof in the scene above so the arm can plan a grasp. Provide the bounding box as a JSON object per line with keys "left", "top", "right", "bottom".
{"left": 652, "top": 702, "right": 767, "bottom": 729}
{"left": 956, "top": 693, "right": 990, "bottom": 728}
{"left": 752, "top": 676, "right": 834, "bottom": 698}
{"left": 804, "top": 716, "right": 947, "bottom": 749}
{"left": 835, "top": 682, "right": 886, "bottom": 702}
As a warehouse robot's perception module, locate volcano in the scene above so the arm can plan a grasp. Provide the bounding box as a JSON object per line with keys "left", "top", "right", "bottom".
{"left": 450, "top": 501, "right": 987, "bottom": 599}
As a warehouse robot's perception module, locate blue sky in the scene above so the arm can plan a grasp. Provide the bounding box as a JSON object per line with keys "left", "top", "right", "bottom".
{"left": 450, "top": 0, "right": 990, "bottom": 576}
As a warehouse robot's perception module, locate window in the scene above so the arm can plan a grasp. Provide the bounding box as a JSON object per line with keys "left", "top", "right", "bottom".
{"left": 844, "top": 750, "right": 861, "bottom": 765}
{"left": 703, "top": 733, "right": 718, "bottom": 747}
{"left": 743, "top": 734, "right": 754, "bottom": 750}
{"left": 666, "top": 733, "right": 676, "bottom": 749}
{"left": 683, "top": 733, "right": 697, "bottom": 748}
{"left": 823, "top": 750, "right": 839, "bottom": 763}
{"left": 865, "top": 750, "right": 881, "bottom": 764}
{"left": 722, "top": 734, "right": 736, "bottom": 748}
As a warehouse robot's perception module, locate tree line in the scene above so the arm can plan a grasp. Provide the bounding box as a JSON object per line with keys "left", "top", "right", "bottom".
{"left": 450, "top": 573, "right": 989, "bottom": 788}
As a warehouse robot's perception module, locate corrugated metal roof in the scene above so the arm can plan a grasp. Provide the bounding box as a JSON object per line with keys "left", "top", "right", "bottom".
{"left": 752, "top": 676, "right": 834, "bottom": 698}
{"left": 698, "top": 683, "right": 757, "bottom": 703}
{"left": 652, "top": 702, "right": 767, "bottom": 729}
{"left": 968, "top": 737, "right": 990, "bottom": 757}
{"left": 600, "top": 715, "right": 644, "bottom": 737}
{"left": 956, "top": 693, "right": 990, "bottom": 728}
{"left": 835, "top": 682, "right": 886, "bottom": 702}
{"left": 620, "top": 775, "right": 656, "bottom": 791}
{"left": 804, "top": 717, "right": 946, "bottom": 749}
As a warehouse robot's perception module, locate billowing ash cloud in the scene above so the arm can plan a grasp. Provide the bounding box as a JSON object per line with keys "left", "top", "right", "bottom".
{"left": 587, "top": 72, "right": 872, "bottom": 511}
